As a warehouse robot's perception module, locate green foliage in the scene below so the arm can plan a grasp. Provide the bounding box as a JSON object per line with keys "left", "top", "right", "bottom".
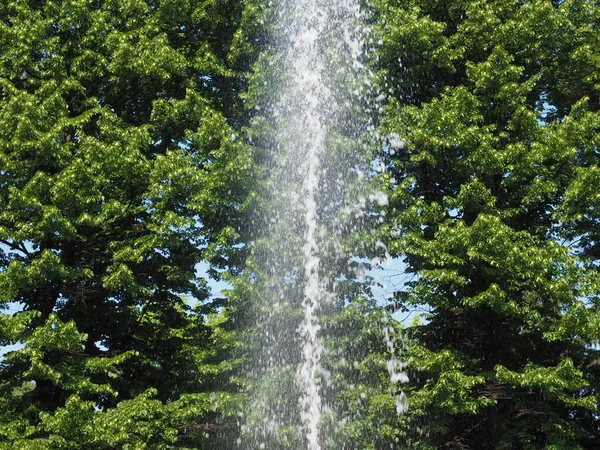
{"left": 320, "top": 298, "right": 408, "bottom": 450}
{"left": 0, "top": 0, "right": 251, "bottom": 447}
{"left": 376, "top": 0, "right": 600, "bottom": 447}
{"left": 2, "top": 0, "right": 599, "bottom": 447}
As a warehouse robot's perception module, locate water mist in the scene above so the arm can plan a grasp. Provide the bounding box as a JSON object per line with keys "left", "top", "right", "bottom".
{"left": 239, "top": 0, "right": 407, "bottom": 448}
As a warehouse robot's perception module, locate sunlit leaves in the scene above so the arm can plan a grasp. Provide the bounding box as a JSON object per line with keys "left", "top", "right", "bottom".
{"left": 375, "top": 0, "right": 600, "bottom": 447}
{"left": 0, "top": 0, "right": 247, "bottom": 447}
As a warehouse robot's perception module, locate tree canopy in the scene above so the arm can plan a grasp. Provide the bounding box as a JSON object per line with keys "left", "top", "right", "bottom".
{"left": 0, "top": 0, "right": 251, "bottom": 447}
{"left": 376, "top": 0, "right": 600, "bottom": 447}
{"left": 1, "top": 0, "right": 599, "bottom": 448}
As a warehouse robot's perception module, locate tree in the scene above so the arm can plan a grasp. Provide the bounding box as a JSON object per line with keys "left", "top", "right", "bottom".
{"left": 375, "top": 0, "right": 600, "bottom": 447}
{"left": 0, "top": 0, "right": 251, "bottom": 446}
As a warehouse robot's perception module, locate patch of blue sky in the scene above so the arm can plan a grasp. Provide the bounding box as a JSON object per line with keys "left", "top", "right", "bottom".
{"left": 192, "top": 260, "right": 232, "bottom": 307}
{"left": 367, "top": 256, "right": 427, "bottom": 325}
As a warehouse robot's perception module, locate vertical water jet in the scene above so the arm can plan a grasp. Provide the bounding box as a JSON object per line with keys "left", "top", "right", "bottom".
{"left": 239, "top": 0, "right": 406, "bottom": 448}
